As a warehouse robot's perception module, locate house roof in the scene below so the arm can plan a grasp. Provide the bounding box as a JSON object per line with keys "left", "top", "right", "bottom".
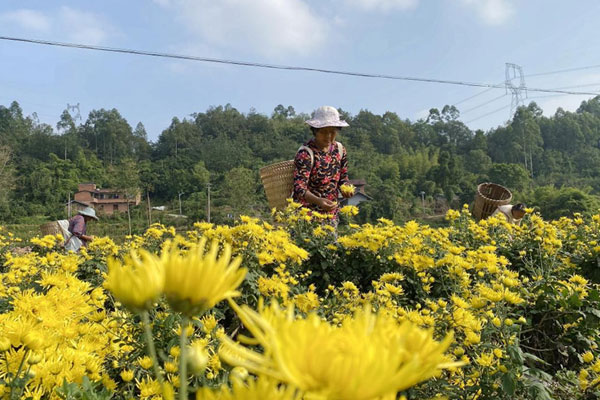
{"left": 338, "top": 192, "right": 373, "bottom": 201}
{"left": 351, "top": 192, "right": 372, "bottom": 200}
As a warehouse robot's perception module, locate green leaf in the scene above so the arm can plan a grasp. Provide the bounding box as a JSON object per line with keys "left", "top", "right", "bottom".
{"left": 588, "top": 289, "right": 600, "bottom": 302}
{"left": 588, "top": 308, "right": 600, "bottom": 319}
{"left": 567, "top": 293, "right": 583, "bottom": 308}
{"left": 502, "top": 373, "right": 517, "bottom": 395}
{"left": 507, "top": 344, "right": 524, "bottom": 364}
{"left": 523, "top": 352, "right": 551, "bottom": 366}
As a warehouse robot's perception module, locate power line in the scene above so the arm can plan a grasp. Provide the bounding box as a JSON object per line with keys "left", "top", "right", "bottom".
{"left": 464, "top": 90, "right": 600, "bottom": 123}
{"left": 452, "top": 86, "right": 497, "bottom": 106}
{"left": 461, "top": 94, "right": 506, "bottom": 114}
{"left": 1, "top": 35, "right": 600, "bottom": 96}
{"left": 465, "top": 104, "right": 511, "bottom": 124}
{"left": 526, "top": 64, "right": 600, "bottom": 78}
{"left": 527, "top": 94, "right": 567, "bottom": 100}
{"left": 549, "top": 82, "right": 600, "bottom": 90}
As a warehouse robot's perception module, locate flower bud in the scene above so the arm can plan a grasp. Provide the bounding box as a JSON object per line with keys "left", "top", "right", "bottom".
{"left": 27, "top": 353, "right": 43, "bottom": 365}
{"left": 22, "top": 332, "right": 43, "bottom": 351}
{"left": 0, "top": 337, "right": 11, "bottom": 352}
{"left": 187, "top": 342, "right": 208, "bottom": 375}
{"left": 229, "top": 367, "right": 249, "bottom": 385}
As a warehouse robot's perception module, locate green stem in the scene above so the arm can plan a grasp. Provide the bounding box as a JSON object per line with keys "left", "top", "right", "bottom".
{"left": 141, "top": 311, "right": 164, "bottom": 386}
{"left": 15, "top": 366, "right": 32, "bottom": 400}
{"left": 9, "top": 348, "right": 30, "bottom": 400}
{"left": 179, "top": 315, "right": 189, "bottom": 400}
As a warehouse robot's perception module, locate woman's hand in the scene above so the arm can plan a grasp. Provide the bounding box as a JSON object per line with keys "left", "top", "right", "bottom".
{"left": 81, "top": 234, "right": 95, "bottom": 242}
{"left": 317, "top": 197, "right": 337, "bottom": 212}
{"left": 304, "top": 190, "right": 337, "bottom": 211}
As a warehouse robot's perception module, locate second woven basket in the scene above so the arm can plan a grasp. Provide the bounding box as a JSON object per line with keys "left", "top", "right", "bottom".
{"left": 473, "top": 182, "right": 512, "bottom": 220}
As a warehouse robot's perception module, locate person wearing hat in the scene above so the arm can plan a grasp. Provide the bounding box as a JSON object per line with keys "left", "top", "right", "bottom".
{"left": 292, "top": 106, "right": 353, "bottom": 219}
{"left": 492, "top": 203, "right": 526, "bottom": 225}
{"left": 65, "top": 207, "right": 98, "bottom": 251}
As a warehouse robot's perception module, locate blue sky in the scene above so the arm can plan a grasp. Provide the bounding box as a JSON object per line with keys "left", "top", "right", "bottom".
{"left": 1, "top": 0, "right": 599, "bottom": 141}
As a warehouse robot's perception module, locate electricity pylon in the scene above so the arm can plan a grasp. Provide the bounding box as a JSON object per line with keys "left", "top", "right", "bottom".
{"left": 505, "top": 63, "right": 527, "bottom": 118}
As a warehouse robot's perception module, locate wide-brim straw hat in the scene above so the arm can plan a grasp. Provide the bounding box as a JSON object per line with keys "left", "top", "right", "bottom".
{"left": 78, "top": 207, "right": 99, "bottom": 221}
{"left": 305, "top": 106, "right": 349, "bottom": 129}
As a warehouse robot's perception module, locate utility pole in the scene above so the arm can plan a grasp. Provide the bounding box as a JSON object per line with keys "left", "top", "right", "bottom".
{"left": 207, "top": 183, "right": 211, "bottom": 223}
{"left": 147, "top": 190, "right": 152, "bottom": 226}
{"left": 178, "top": 192, "right": 184, "bottom": 216}
{"left": 68, "top": 192, "right": 71, "bottom": 218}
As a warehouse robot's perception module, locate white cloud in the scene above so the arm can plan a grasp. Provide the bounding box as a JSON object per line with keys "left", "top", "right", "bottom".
{"left": 461, "top": 0, "right": 514, "bottom": 26}
{"left": 0, "top": 9, "right": 51, "bottom": 31}
{"left": 58, "top": 7, "right": 111, "bottom": 45}
{"left": 167, "top": 0, "right": 329, "bottom": 58}
{"left": 345, "top": 0, "right": 418, "bottom": 12}
{"left": 0, "top": 7, "right": 114, "bottom": 45}
{"left": 152, "top": 0, "right": 171, "bottom": 7}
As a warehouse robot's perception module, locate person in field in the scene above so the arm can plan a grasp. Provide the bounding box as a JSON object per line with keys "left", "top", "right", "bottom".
{"left": 64, "top": 207, "right": 98, "bottom": 252}
{"left": 292, "top": 106, "right": 353, "bottom": 221}
{"left": 492, "top": 203, "right": 526, "bottom": 225}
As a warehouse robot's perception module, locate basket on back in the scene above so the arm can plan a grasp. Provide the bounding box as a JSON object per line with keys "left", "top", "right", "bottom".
{"left": 473, "top": 182, "right": 512, "bottom": 220}
{"left": 259, "top": 160, "right": 296, "bottom": 211}
{"left": 40, "top": 221, "right": 62, "bottom": 236}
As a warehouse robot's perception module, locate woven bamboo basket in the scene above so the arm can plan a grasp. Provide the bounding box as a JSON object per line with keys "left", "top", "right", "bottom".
{"left": 40, "top": 221, "right": 62, "bottom": 236}
{"left": 473, "top": 182, "right": 512, "bottom": 220}
{"left": 260, "top": 160, "right": 296, "bottom": 211}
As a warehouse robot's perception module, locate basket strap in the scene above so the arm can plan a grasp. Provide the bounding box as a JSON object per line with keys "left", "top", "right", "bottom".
{"left": 297, "top": 142, "right": 344, "bottom": 166}
{"left": 297, "top": 145, "right": 314, "bottom": 168}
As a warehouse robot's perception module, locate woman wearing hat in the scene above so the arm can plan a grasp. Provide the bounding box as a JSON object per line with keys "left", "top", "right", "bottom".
{"left": 65, "top": 207, "right": 98, "bottom": 251}
{"left": 292, "top": 106, "right": 353, "bottom": 219}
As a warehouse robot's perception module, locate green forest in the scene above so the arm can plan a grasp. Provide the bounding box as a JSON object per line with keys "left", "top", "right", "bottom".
{"left": 1, "top": 97, "right": 600, "bottom": 226}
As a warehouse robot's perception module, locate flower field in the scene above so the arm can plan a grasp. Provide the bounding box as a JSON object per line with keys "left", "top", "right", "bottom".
{"left": 2, "top": 204, "right": 600, "bottom": 399}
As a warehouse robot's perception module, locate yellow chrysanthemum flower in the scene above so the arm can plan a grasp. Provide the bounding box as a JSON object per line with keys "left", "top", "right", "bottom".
{"left": 220, "top": 301, "right": 461, "bottom": 400}
{"left": 583, "top": 351, "right": 595, "bottom": 363}
{"left": 105, "top": 250, "right": 164, "bottom": 312}
{"left": 120, "top": 369, "right": 134, "bottom": 382}
{"left": 340, "top": 184, "right": 355, "bottom": 197}
{"left": 340, "top": 205, "right": 359, "bottom": 216}
{"left": 162, "top": 239, "right": 247, "bottom": 316}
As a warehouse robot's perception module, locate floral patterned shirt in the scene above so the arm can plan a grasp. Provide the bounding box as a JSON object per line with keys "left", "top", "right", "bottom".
{"left": 292, "top": 138, "right": 349, "bottom": 215}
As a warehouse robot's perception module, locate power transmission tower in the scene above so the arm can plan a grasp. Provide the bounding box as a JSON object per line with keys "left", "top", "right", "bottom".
{"left": 505, "top": 63, "right": 533, "bottom": 176}
{"left": 66, "top": 103, "right": 82, "bottom": 121}
{"left": 62, "top": 103, "right": 82, "bottom": 160}
{"left": 505, "top": 63, "right": 527, "bottom": 118}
